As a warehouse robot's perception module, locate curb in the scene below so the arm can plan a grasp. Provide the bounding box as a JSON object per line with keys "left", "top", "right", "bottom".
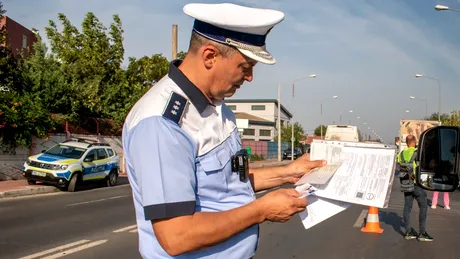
{"left": 0, "top": 186, "right": 59, "bottom": 199}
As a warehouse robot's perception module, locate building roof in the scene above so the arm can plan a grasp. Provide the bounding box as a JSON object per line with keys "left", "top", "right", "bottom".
{"left": 225, "top": 99, "right": 293, "bottom": 118}
{"left": 235, "top": 112, "right": 275, "bottom": 127}
{"left": 235, "top": 112, "right": 271, "bottom": 122}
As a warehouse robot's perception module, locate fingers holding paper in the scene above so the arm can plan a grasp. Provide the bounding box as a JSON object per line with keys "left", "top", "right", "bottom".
{"left": 258, "top": 189, "right": 308, "bottom": 223}
{"left": 285, "top": 153, "right": 327, "bottom": 184}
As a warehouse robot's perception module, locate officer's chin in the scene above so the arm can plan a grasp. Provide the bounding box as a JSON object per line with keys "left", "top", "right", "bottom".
{"left": 224, "top": 91, "right": 236, "bottom": 98}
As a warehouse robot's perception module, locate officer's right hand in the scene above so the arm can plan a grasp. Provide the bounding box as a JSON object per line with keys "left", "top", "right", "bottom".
{"left": 258, "top": 189, "right": 307, "bottom": 223}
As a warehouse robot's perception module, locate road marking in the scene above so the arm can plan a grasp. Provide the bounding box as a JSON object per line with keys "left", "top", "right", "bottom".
{"left": 129, "top": 228, "right": 138, "bottom": 233}
{"left": 353, "top": 209, "right": 368, "bottom": 228}
{"left": 18, "top": 240, "right": 90, "bottom": 259}
{"left": 65, "top": 195, "right": 129, "bottom": 207}
{"left": 41, "top": 240, "right": 108, "bottom": 259}
{"left": 113, "top": 224, "right": 137, "bottom": 233}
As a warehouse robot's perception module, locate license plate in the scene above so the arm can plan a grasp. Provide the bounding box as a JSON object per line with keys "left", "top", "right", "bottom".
{"left": 31, "top": 171, "right": 47, "bottom": 177}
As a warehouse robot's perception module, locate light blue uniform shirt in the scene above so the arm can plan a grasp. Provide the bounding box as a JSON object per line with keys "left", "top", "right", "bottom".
{"left": 122, "top": 60, "right": 258, "bottom": 258}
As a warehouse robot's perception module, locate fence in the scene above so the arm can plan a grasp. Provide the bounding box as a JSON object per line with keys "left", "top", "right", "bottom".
{"left": 242, "top": 141, "right": 290, "bottom": 159}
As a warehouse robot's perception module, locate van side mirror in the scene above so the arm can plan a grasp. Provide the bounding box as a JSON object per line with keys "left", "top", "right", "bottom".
{"left": 416, "top": 126, "right": 459, "bottom": 192}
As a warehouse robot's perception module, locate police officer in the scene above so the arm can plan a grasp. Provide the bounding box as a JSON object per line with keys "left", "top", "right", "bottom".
{"left": 122, "top": 3, "right": 326, "bottom": 258}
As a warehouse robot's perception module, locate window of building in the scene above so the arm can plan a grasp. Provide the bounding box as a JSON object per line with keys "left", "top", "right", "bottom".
{"left": 251, "top": 105, "right": 265, "bottom": 111}
{"left": 227, "top": 105, "right": 236, "bottom": 111}
{"left": 259, "top": 129, "right": 271, "bottom": 136}
{"left": 243, "top": 129, "right": 255, "bottom": 136}
{"left": 22, "top": 35, "right": 27, "bottom": 49}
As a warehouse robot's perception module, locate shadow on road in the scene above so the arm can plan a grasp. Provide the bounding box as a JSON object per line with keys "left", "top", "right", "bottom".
{"left": 379, "top": 211, "right": 404, "bottom": 236}
{"left": 74, "top": 176, "right": 130, "bottom": 192}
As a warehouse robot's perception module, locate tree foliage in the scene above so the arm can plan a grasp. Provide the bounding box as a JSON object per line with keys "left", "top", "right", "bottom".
{"left": 274, "top": 122, "right": 305, "bottom": 146}
{"left": 443, "top": 110, "right": 460, "bottom": 127}
{"left": 423, "top": 112, "right": 450, "bottom": 124}
{"left": 314, "top": 124, "right": 327, "bottom": 136}
{"left": 0, "top": 2, "right": 56, "bottom": 153}
{"left": 0, "top": 6, "right": 190, "bottom": 151}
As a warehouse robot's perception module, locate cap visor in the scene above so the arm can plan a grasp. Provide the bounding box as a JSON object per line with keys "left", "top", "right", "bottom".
{"left": 237, "top": 48, "right": 276, "bottom": 65}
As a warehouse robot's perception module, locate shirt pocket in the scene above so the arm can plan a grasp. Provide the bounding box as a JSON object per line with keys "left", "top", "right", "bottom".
{"left": 196, "top": 148, "right": 231, "bottom": 201}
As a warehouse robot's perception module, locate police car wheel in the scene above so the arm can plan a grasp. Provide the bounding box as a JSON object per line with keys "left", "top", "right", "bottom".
{"left": 67, "top": 173, "right": 79, "bottom": 192}
{"left": 27, "top": 180, "right": 36, "bottom": 185}
{"left": 106, "top": 171, "right": 118, "bottom": 187}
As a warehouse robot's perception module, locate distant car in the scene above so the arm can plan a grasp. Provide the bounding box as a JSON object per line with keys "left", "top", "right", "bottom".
{"left": 23, "top": 138, "right": 120, "bottom": 192}
{"left": 283, "top": 147, "right": 303, "bottom": 160}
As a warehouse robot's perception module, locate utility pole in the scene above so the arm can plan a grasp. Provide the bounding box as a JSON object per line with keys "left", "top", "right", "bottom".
{"left": 172, "top": 24, "right": 178, "bottom": 60}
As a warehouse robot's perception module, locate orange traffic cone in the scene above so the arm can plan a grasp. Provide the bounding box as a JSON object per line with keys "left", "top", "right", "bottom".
{"left": 361, "top": 206, "right": 384, "bottom": 234}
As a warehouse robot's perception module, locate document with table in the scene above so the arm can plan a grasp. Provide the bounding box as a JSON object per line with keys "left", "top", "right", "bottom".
{"left": 295, "top": 140, "right": 397, "bottom": 229}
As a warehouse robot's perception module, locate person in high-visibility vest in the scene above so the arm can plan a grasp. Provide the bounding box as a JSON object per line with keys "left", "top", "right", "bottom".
{"left": 398, "top": 134, "right": 433, "bottom": 242}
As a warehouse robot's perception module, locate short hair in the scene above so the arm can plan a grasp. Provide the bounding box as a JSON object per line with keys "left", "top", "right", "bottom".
{"left": 188, "top": 31, "right": 236, "bottom": 57}
{"left": 406, "top": 134, "right": 417, "bottom": 146}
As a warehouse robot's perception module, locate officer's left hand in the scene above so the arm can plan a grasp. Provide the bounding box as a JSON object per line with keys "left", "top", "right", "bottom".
{"left": 285, "top": 153, "right": 327, "bottom": 184}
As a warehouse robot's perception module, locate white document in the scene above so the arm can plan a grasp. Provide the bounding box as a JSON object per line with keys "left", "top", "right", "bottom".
{"left": 297, "top": 194, "right": 351, "bottom": 229}
{"left": 310, "top": 140, "right": 396, "bottom": 208}
{"left": 295, "top": 183, "right": 351, "bottom": 229}
{"left": 295, "top": 162, "right": 343, "bottom": 185}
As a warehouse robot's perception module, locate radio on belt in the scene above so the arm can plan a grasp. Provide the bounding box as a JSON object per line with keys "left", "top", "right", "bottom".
{"left": 231, "top": 149, "right": 249, "bottom": 181}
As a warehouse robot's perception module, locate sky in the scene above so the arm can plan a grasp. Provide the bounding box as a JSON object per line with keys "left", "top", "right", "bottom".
{"left": 3, "top": 0, "right": 460, "bottom": 143}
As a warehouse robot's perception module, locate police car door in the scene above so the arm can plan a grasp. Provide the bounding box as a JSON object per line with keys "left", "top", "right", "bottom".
{"left": 95, "top": 148, "right": 111, "bottom": 177}
{"left": 82, "top": 149, "right": 106, "bottom": 180}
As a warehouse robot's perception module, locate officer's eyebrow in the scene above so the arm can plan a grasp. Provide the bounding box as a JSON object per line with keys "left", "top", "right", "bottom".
{"left": 239, "top": 61, "right": 257, "bottom": 67}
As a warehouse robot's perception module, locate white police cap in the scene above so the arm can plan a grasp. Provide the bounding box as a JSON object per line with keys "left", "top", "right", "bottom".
{"left": 183, "top": 3, "right": 285, "bottom": 65}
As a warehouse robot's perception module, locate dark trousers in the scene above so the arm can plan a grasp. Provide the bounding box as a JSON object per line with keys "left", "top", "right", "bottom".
{"left": 403, "top": 185, "right": 428, "bottom": 234}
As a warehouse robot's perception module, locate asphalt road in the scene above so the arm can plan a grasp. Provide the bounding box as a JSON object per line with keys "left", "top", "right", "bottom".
{"left": 1, "top": 177, "right": 460, "bottom": 259}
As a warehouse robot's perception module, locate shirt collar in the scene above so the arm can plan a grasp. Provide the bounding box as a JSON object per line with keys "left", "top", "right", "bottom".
{"left": 168, "top": 60, "right": 212, "bottom": 114}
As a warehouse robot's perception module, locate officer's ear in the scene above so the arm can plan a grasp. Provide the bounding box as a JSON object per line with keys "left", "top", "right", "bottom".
{"left": 201, "top": 45, "right": 220, "bottom": 69}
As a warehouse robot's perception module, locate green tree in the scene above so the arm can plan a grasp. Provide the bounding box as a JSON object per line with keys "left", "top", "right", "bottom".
{"left": 22, "top": 33, "right": 71, "bottom": 117}
{"left": 274, "top": 122, "right": 305, "bottom": 146}
{"left": 126, "top": 54, "right": 169, "bottom": 86}
{"left": 44, "top": 12, "right": 126, "bottom": 120}
{"left": 0, "top": 2, "right": 56, "bottom": 153}
{"left": 444, "top": 110, "right": 460, "bottom": 126}
{"left": 423, "top": 112, "right": 450, "bottom": 124}
{"left": 314, "top": 124, "right": 327, "bottom": 136}
{"left": 177, "top": 51, "right": 187, "bottom": 59}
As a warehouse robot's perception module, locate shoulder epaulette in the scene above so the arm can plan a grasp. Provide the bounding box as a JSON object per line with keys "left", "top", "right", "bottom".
{"left": 162, "top": 92, "right": 188, "bottom": 125}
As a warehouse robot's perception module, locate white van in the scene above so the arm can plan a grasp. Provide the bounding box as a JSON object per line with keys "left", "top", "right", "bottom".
{"left": 325, "top": 125, "right": 360, "bottom": 142}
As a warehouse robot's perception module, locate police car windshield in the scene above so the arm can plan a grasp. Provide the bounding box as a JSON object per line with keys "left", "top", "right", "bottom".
{"left": 45, "top": 145, "right": 87, "bottom": 159}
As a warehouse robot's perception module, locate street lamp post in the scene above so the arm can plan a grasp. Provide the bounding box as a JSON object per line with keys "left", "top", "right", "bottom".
{"left": 320, "top": 95, "right": 338, "bottom": 138}
{"left": 409, "top": 96, "right": 428, "bottom": 117}
{"left": 415, "top": 74, "right": 441, "bottom": 122}
{"left": 277, "top": 83, "right": 281, "bottom": 161}
{"left": 435, "top": 4, "right": 460, "bottom": 12}
{"left": 291, "top": 74, "right": 316, "bottom": 160}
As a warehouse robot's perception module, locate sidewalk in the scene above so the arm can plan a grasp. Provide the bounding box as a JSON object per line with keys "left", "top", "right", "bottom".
{"left": 0, "top": 180, "right": 59, "bottom": 199}
{"left": 0, "top": 159, "right": 290, "bottom": 199}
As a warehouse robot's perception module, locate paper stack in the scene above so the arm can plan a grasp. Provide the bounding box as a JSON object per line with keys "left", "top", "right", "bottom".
{"left": 295, "top": 140, "right": 397, "bottom": 229}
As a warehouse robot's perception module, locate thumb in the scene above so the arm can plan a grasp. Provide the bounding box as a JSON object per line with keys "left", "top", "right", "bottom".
{"left": 311, "top": 159, "right": 327, "bottom": 168}
{"left": 282, "top": 188, "right": 303, "bottom": 198}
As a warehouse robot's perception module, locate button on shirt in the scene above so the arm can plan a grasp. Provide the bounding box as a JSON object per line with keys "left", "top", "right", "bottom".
{"left": 122, "top": 60, "right": 259, "bottom": 258}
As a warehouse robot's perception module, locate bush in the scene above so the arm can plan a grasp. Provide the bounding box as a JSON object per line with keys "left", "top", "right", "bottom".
{"left": 250, "top": 154, "right": 265, "bottom": 162}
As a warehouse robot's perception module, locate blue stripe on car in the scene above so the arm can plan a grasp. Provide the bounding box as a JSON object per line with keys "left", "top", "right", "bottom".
{"left": 37, "top": 154, "right": 68, "bottom": 162}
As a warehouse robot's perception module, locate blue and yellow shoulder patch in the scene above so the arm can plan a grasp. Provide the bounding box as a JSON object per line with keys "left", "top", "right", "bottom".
{"left": 162, "top": 92, "right": 188, "bottom": 125}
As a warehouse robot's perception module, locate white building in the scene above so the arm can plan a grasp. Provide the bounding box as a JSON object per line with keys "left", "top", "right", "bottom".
{"left": 224, "top": 99, "right": 292, "bottom": 141}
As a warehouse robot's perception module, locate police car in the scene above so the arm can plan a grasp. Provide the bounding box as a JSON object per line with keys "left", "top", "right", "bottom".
{"left": 23, "top": 138, "right": 120, "bottom": 192}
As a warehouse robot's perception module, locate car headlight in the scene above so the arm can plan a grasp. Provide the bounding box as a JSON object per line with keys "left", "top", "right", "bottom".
{"left": 60, "top": 165, "right": 68, "bottom": 170}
